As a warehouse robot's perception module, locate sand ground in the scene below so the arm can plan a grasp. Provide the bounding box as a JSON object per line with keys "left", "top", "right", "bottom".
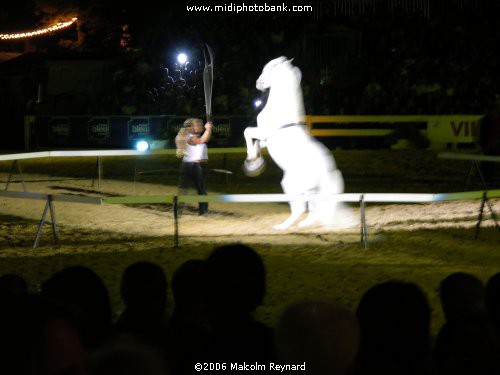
{"left": 0, "top": 149, "right": 498, "bottom": 333}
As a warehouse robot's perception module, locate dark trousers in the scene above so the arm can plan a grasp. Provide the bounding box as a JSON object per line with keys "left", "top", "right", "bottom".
{"left": 178, "top": 162, "right": 208, "bottom": 215}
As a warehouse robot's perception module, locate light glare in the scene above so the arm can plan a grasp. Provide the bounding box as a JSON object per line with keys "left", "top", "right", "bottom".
{"left": 135, "top": 140, "right": 149, "bottom": 152}
{"left": 177, "top": 53, "right": 188, "bottom": 64}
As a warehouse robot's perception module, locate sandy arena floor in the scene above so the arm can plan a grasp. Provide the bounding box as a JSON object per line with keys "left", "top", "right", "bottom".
{"left": 0, "top": 150, "right": 499, "bottom": 251}
{"left": 0, "top": 150, "right": 499, "bottom": 334}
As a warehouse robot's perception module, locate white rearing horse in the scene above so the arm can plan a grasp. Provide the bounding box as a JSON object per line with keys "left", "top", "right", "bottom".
{"left": 243, "top": 56, "right": 345, "bottom": 230}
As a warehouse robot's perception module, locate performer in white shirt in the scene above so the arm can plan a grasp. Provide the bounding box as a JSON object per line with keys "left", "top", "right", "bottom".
{"left": 175, "top": 118, "right": 213, "bottom": 216}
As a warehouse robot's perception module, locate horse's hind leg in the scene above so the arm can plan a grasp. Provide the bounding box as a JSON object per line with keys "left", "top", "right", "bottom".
{"left": 274, "top": 173, "right": 307, "bottom": 230}
{"left": 298, "top": 200, "right": 319, "bottom": 227}
{"left": 274, "top": 200, "right": 306, "bottom": 230}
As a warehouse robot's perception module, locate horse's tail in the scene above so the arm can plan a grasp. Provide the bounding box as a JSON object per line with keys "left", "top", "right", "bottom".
{"left": 311, "top": 168, "right": 344, "bottom": 227}
{"left": 319, "top": 168, "right": 344, "bottom": 195}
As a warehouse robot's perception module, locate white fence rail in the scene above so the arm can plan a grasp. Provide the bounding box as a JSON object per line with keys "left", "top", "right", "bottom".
{"left": 1, "top": 190, "right": 498, "bottom": 249}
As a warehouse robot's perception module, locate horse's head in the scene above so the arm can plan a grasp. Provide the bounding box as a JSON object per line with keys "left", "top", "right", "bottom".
{"left": 256, "top": 56, "right": 301, "bottom": 92}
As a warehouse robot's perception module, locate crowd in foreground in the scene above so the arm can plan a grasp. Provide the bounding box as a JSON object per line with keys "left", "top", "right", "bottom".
{"left": 1, "top": 243, "right": 500, "bottom": 375}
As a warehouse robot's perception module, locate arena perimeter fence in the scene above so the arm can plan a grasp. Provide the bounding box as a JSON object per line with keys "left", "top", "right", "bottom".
{"left": 0, "top": 189, "right": 498, "bottom": 249}
{"left": 1, "top": 149, "right": 499, "bottom": 249}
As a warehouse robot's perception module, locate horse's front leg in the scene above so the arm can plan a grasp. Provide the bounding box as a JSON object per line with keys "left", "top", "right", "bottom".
{"left": 242, "top": 127, "right": 267, "bottom": 177}
{"left": 244, "top": 126, "right": 262, "bottom": 161}
{"left": 274, "top": 200, "right": 307, "bottom": 230}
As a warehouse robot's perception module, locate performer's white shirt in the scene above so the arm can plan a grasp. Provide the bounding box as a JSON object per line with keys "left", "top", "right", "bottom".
{"left": 183, "top": 134, "right": 208, "bottom": 162}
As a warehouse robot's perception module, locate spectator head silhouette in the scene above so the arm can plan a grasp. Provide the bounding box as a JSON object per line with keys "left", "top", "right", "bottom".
{"left": 116, "top": 261, "right": 169, "bottom": 348}
{"left": 40, "top": 265, "right": 112, "bottom": 350}
{"left": 167, "top": 260, "right": 209, "bottom": 375}
{"left": 356, "top": 280, "right": 431, "bottom": 375}
{"left": 121, "top": 261, "right": 168, "bottom": 314}
{"left": 171, "top": 259, "right": 205, "bottom": 318}
{"left": 433, "top": 312, "right": 500, "bottom": 375}
{"left": 42, "top": 313, "right": 87, "bottom": 375}
{"left": 0, "top": 294, "right": 86, "bottom": 375}
{"left": 202, "top": 243, "right": 266, "bottom": 319}
{"left": 485, "top": 272, "right": 500, "bottom": 333}
{"left": 276, "top": 299, "right": 360, "bottom": 375}
{"left": 200, "top": 244, "right": 274, "bottom": 364}
{"left": 0, "top": 273, "right": 28, "bottom": 299}
{"left": 439, "top": 272, "right": 485, "bottom": 321}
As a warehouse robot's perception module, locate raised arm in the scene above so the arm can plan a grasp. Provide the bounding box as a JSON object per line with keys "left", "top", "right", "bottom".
{"left": 188, "top": 121, "right": 213, "bottom": 144}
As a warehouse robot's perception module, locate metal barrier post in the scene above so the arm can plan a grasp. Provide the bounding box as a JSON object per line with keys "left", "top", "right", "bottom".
{"left": 173, "top": 196, "right": 179, "bottom": 249}
{"left": 360, "top": 194, "right": 368, "bottom": 249}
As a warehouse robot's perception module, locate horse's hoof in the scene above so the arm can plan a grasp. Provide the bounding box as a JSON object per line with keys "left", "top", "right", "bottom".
{"left": 298, "top": 217, "right": 317, "bottom": 228}
{"left": 273, "top": 223, "right": 290, "bottom": 230}
{"left": 243, "top": 156, "right": 266, "bottom": 177}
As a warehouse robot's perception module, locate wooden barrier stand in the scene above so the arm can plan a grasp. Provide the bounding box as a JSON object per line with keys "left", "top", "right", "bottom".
{"left": 1, "top": 150, "right": 498, "bottom": 249}
{"left": 438, "top": 152, "right": 500, "bottom": 191}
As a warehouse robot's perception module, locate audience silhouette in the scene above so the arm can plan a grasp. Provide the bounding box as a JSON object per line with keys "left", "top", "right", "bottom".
{"left": 485, "top": 272, "right": 500, "bottom": 340}
{"left": 275, "top": 299, "right": 359, "bottom": 375}
{"left": 167, "top": 259, "right": 208, "bottom": 375}
{"left": 432, "top": 312, "right": 500, "bottom": 375}
{"left": 355, "top": 280, "right": 431, "bottom": 375}
{"left": 200, "top": 243, "right": 275, "bottom": 364}
{"left": 40, "top": 265, "right": 113, "bottom": 351}
{"left": 115, "top": 261, "right": 169, "bottom": 350}
{"left": 438, "top": 271, "right": 486, "bottom": 322}
{"left": 2, "top": 248, "right": 500, "bottom": 375}
{"left": 170, "top": 259, "right": 206, "bottom": 325}
{"left": 0, "top": 293, "right": 87, "bottom": 375}
{"left": 0, "top": 273, "right": 28, "bottom": 298}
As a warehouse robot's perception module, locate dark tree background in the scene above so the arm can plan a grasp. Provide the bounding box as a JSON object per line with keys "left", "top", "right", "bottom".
{"left": 1, "top": 0, "right": 499, "bottom": 119}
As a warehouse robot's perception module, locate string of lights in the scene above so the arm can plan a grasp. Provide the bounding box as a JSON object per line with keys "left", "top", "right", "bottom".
{"left": 0, "top": 17, "right": 77, "bottom": 40}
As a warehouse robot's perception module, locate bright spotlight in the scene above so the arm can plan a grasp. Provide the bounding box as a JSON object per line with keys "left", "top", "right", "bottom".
{"left": 135, "top": 140, "right": 149, "bottom": 152}
{"left": 254, "top": 99, "right": 262, "bottom": 108}
{"left": 177, "top": 53, "right": 188, "bottom": 64}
